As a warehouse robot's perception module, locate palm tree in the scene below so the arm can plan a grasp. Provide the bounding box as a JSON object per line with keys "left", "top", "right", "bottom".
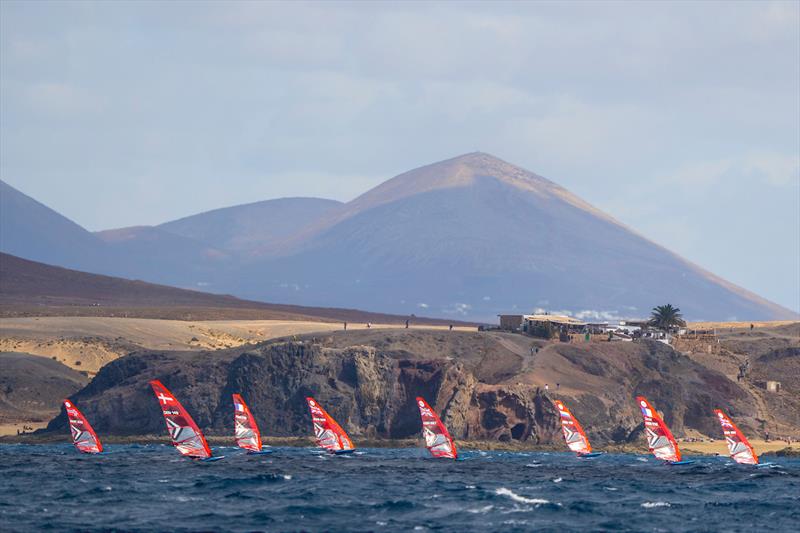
{"left": 649, "top": 304, "right": 686, "bottom": 331}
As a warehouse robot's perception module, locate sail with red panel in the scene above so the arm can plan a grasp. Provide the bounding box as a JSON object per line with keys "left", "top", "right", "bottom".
{"left": 232, "top": 394, "right": 265, "bottom": 453}
{"left": 636, "top": 396, "right": 682, "bottom": 463}
{"left": 150, "top": 380, "right": 213, "bottom": 460}
{"left": 554, "top": 399, "right": 594, "bottom": 456}
{"left": 306, "top": 397, "right": 355, "bottom": 454}
{"left": 714, "top": 409, "right": 758, "bottom": 465}
{"left": 416, "top": 397, "right": 458, "bottom": 459}
{"left": 63, "top": 399, "right": 103, "bottom": 454}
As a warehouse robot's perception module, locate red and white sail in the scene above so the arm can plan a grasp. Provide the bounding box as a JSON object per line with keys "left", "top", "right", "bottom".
{"left": 714, "top": 409, "right": 758, "bottom": 465}
{"left": 232, "top": 394, "right": 262, "bottom": 452}
{"left": 150, "top": 380, "right": 212, "bottom": 459}
{"left": 63, "top": 399, "right": 103, "bottom": 454}
{"left": 554, "top": 399, "right": 592, "bottom": 455}
{"left": 306, "top": 397, "right": 354, "bottom": 453}
{"left": 636, "top": 396, "right": 681, "bottom": 463}
{"left": 416, "top": 397, "right": 458, "bottom": 459}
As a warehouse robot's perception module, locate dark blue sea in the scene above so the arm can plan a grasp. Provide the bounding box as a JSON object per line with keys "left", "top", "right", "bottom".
{"left": 1, "top": 445, "right": 798, "bottom": 532}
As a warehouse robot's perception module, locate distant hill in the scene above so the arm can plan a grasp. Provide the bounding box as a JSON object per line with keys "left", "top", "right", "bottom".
{"left": 0, "top": 252, "right": 465, "bottom": 325}
{"left": 2, "top": 155, "right": 795, "bottom": 321}
{"left": 157, "top": 197, "right": 342, "bottom": 253}
{"left": 0, "top": 179, "right": 108, "bottom": 274}
{"left": 0, "top": 352, "right": 89, "bottom": 424}
{"left": 94, "top": 225, "right": 231, "bottom": 287}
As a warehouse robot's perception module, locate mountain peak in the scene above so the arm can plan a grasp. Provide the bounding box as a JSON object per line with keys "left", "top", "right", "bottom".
{"left": 344, "top": 152, "right": 557, "bottom": 215}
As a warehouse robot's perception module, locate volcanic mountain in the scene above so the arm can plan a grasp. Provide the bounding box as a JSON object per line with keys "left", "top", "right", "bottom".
{"left": 1, "top": 154, "right": 794, "bottom": 321}
{"left": 226, "top": 153, "right": 793, "bottom": 321}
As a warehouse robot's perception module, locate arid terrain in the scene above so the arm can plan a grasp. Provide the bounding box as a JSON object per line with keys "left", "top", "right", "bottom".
{"left": 0, "top": 317, "right": 474, "bottom": 374}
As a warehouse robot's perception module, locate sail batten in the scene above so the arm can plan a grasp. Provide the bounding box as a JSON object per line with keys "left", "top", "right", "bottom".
{"left": 636, "top": 396, "right": 681, "bottom": 463}
{"left": 150, "top": 380, "right": 212, "bottom": 459}
{"left": 715, "top": 409, "right": 758, "bottom": 465}
{"left": 416, "top": 397, "right": 458, "bottom": 459}
{"left": 554, "top": 400, "right": 592, "bottom": 455}
{"left": 306, "top": 397, "right": 354, "bottom": 453}
{"left": 64, "top": 400, "right": 103, "bottom": 454}
{"left": 233, "top": 394, "right": 263, "bottom": 452}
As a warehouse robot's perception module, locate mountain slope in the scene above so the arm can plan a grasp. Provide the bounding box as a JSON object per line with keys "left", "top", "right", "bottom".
{"left": 94, "top": 225, "right": 230, "bottom": 287}
{"left": 234, "top": 153, "right": 794, "bottom": 321}
{"left": 158, "top": 197, "right": 343, "bottom": 253}
{"left": 0, "top": 252, "right": 467, "bottom": 325}
{"left": 0, "top": 352, "right": 89, "bottom": 425}
{"left": 0, "top": 180, "right": 108, "bottom": 273}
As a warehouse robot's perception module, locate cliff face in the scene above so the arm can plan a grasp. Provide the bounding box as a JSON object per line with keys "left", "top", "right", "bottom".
{"left": 45, "top": 341, "right": 562, "bottom": 443}
{"left": 44, "top": 327, "right": 794, "bottom": 445}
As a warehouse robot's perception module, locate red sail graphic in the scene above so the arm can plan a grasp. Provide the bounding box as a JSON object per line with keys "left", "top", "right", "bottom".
{"left": 416, "top": 397, "right": 458, "bottom": 459}
{"left": 636, "top": 396, "right": 681, "bottom": 462}
{"left": 150, "top": 380, "right": 212, "bottom": 459}
{"left": 714, "top": 409, "right": 758, "bottom": 465}
{"left": 232, "top": 394, "right": 262, "bottom": 452}
{"left": 63, "top": 399, "right": 103, "bottom": 454}
{"left": 554, "top": 400, "right": 592, "bottom": 455}
{"left": 306, "top": 397, "right": 354, "bottom": 453}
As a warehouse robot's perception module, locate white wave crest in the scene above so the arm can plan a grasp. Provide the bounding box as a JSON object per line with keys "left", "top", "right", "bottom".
{"left": 641, "top": 501, "right": 671, "bottom": 508}
{"left": 495, "top": 487, "right": 550, "bottom": 505}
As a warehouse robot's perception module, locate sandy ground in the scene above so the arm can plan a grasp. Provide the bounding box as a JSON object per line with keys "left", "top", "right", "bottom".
{"left": 0, "top": 421, "right": 49, "bottom": 436}
{"left": 679, "top": 439, "right": 796, "bottom": 456}
{"left": 687, "top": 320, "right": 797, "bottom": 330}
{"left": 0, "top": 316, "right": 475, "bottom": 373}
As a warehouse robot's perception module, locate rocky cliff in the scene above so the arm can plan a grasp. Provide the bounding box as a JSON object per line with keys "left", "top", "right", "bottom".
{"left": 42, "top": 327, "right": 793, "bottom": 446}
{"left": 44, "top": 339, "right": 562, "bottom": 444}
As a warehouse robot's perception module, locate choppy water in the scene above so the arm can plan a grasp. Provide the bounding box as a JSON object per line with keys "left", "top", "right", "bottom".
{"left": 1, "top": 445, "right": 798, "bottom": 532}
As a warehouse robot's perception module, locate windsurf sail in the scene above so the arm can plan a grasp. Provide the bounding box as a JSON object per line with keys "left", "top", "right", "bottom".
{"left": 416, "top": 397, "right": 458, "bottom": 459}
{"left": 63, "top": 399, "right": 103, "bottom": 454}
{"left": 714, "top": 409, "right": 758, "bottom": 465}
{"left": 306, "top": 397, "right": 354, "bottom": 453}
{"left": 232, "top": 393, "right": 262, "bottom": 452}
{"left": 636, "top": 396, "right": 681, "bottom": 463}
{"left": 554, "top": 399, "right": 592, "bottom": 455}
{"left": 150, "top": 380, "right": 212, "bottom": 459}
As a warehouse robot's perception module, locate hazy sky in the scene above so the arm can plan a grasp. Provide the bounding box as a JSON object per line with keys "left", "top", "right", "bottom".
{"left": 1, "top": 1, "right": 798, "bottom": 311}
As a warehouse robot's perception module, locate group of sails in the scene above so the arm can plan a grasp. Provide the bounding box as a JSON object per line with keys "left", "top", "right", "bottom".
{"left": 63, "top": 382, "right": 458, "bottom": 461}
{"left": 64, "top": 386, "right": 760, "bottom": 465}
{"left": 554, "top": 395, "right": 760, "bottom": 465}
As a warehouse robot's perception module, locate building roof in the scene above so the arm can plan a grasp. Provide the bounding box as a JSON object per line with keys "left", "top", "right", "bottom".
{"left": 524, "top": 314, "right": 586, "bottom": 326}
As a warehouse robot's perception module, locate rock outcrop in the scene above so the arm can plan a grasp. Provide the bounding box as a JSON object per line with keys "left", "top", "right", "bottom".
{"left": 40, "top": 326, "right": 796, "bottom": 444}
{"left": 45, "top": 340, "right": 561, "bottom": 443}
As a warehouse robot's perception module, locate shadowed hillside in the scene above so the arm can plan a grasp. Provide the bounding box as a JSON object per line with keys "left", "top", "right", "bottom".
{"left": 0, "top": 252, "right": 473, "bottom": 326}
{"left": 0, "top": 352, "right": 89, "bottom": 426}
